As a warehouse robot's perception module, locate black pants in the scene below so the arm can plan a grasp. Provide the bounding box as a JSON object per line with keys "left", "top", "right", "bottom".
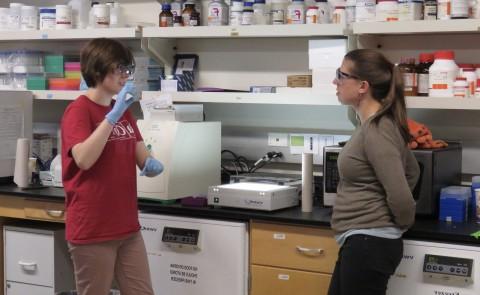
{"left": 327, "top": 234, "right": 403, "bottom": 295}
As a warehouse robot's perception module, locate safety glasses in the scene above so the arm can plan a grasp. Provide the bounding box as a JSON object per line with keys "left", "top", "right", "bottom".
{"left": 116, "top": 63, "right": 136, "bottom": 76}
{"left": 335, "top": 68, "right": 359, "bottom": 81}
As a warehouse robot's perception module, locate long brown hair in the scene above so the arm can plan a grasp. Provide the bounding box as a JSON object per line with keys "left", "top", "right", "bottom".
{"left": 345, "top": 49, "right": 410, "bottom": 143}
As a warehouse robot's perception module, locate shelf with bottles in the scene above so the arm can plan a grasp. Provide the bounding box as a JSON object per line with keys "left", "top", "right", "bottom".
{"left": 0, "top": 27, "right": 140, "bottom": 42}
{"left": 352, "top": 19, "right": 480, "bottom": 35}
{"left": 143, "top": 24, "right": 347, "bottom": 39}
{"left": 406, "top": 96, "right": 480, "bottom": 110}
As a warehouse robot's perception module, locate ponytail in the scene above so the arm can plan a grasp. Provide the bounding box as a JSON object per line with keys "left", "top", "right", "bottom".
{"left": 372, "top": 65, "right": 410, "bottom": 143}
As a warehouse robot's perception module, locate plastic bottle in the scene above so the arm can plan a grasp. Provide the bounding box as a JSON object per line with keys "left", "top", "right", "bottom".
{"left": 398, "top": 57, "right": 417, "bottom": 96}
{"left": 39, "top": 8, "right": 57, "bottom": 30}
{"left": 428, "top": 50, "right": 459, "bottom": 97}
{"left": 376, "top": 0, "right": 399, "bottom": 21}
{"left": 56, "top": 5, "right": 73, "bottom": 29}
{"left": 160, "top": 3, "right": 174, "bottom": 27}
{"left": 0, "top": 8, "right": 8, "bottom": 31}
{"left": 89, "top": 2, "right": 100, "bottom": 28}
{"left": 459, "top": 64, "right": 477, "bottom": 97}
{"left": 453, "top": 76, "right": 468, "bottom": 98}
{"left": 93, "top": 4, "right": 110, "bottom": 28}
{"left": 355, "top": 0, "right": 376, "bottom": 22}
{"left": 287, "top": 0, "right": 306, "bottom": 24}
{"left": 108, "top": 2, "right": 123, "bottom": 28}
{"left": 171, "top": 0, "right": 184, "bottom": 17}
{"left": 332, "top": 4, "right": 346, "bottom": 25}
{"left": 230, "top": 0, "right": 244, "bottom": 25}
{"left": 476, "top": 78, "right": 480, "bottom": 97}
{"left": 438, "top": 0, "right": 452, "bottom": 19}
{"left": 20, "top": 6, "right": 38, "bottom": 31}
{"left": 306, "top": 6, "right": 319, "bottom": 23}
{"left": 8, "top": 3, "right": 23, "bottom": 30}
{"left": 345, "top": 0, "right": 356, "bottom": 25}
{"left": 315, "top": 0, "right": 331, "bottom": 23}
{"left": 416, "top": 53, "right": 434, "bottom": 97}
{"left": 424, "top": 0, "right": 438, "bottom": 20}
{"left": 451, "top": 0, "right": 469, "bottom": 18}
{"left": 69, "top": 0, "right": 90, "bottom": 29}
{"left": 242, "top": 2, "right": 254, "bottom": 25}
{"left": 253, "top": 0, "right": 270, "bottom": 25}
{"left": 208, "top": 0, "right": 229, "bottom": 26}
{"left": 271, "top": 0, "right": 288, "bottom": 24}
{"left": 398, "top": 0, "right": 423, "bottom": 21}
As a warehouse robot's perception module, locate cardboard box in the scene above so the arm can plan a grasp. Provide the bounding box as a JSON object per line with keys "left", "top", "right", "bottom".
{"left": 287, "top": 75, "right": 312, "bottom": 88}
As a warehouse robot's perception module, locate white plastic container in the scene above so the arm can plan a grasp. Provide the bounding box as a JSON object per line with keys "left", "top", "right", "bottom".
{"left": 428, "top": 51, "right": 459, "bottom": 97}
{"left": 453, "top": 76, "right": 468, "bottom": 98}
{"left": 20, "top": 6, "right": 38, "bottom": 30}
{"left": 437, "top": 0, "right": 451, "bottom": 19}
{"left": 253, "top": 0, "right": 270, "bottom": 25}
{"left": 108, "top": 2, "right": 123, "bottom": 27}
{"left": 355, "top": 0, "right": 376, "bottom": 22}
{"left": 93, "top": 3, "right": 110, "bottom": 28}
{"left": 271, "top": 0, "right": 288, "bottom": 24}
{"left": 242, "top": 2, "right": 254, "bottom": 25}
{"left": 316, "top": 0, "right": 331, "bottom": 23}
{"left": 460, "top": 66, "right": 477, "bottom": 97}
{"left": 8, "top": 3, "right": 23, "bottom": 30}
{"left": 39, "top": 8, "right": 56, "bottom": 30}
{"left": 0, "top": 8, "right": 10, "bottom": 30}
{"left": 376, "top": 0, "right": 399, "bottom": 21}
{"left": 287, "top": 0, "right": 306, "bottom": 24}
{"left": 230, "top": 0, "right": 243, "bottom": 25}
{"left": 208, "top": 0, "right": 229, "bottom": 26}
{"left": 69, "top": 0, "right": 90, "bottom": 29}
{"left": 398, "top": 0, "right": 423, "bottom": 20}
{"left": 306, "top": 6, "right": 319, "bottom": 23}
{"left": 451, "top": 0, "right": 469, "bottom": 18}
{"left": 333, "top": 4, "right": 346, "bottom": 25}
{"left": 345, "top": 0, "right": 356, "bottom": 24}
{"left": 56, "top": 5, "right": 73, "bottom": 29}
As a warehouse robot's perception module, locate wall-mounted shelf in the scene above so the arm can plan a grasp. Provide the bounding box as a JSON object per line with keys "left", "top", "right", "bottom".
{"left": 143, "top": 24, "right": 347, "bottom": 39}
{"left": 0, "top": 27, "right": 140, "bottom": 41}
{"left": 353, "top": 19, "right": 480, "bottom": 35}
{"left": 32, "top": 90, "right": 83, "bottom": 100}
{"left": 406, "top": 96, "right": 480, "bottom": 110}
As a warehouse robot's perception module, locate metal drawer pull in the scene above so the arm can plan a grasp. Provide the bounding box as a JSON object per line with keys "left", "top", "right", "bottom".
{"left": 296, "top": 246, "right": 324, "bottom": 256}
{"left": 46, "top": 210, "right": 64, "bottom": 217}
{"left": 19, "top": 261, "right": 37, "bottom": 271}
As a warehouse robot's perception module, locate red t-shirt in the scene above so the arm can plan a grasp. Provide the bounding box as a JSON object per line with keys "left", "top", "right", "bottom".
{"left": 61, "top": 95, "right": 143, "bottom": 244}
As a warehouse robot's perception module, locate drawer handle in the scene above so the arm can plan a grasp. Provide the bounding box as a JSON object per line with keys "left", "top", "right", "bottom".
{"left": 19, "top": 261, "right": 37, "bottom": 271}
{"left": 296, "top": 246, "right": 324, "bottom": 257}
{"left": 46, "top": 209, "right": 64, "bottom": 218}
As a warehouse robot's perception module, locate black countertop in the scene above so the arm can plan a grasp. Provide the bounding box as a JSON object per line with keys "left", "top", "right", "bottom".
{"left": 1, "top": 184, "right": 479, "bottom": 245}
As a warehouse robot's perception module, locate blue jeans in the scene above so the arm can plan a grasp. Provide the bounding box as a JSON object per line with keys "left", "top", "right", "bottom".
{"left": 327, "top": 234, "right": 403, "bottom": 295}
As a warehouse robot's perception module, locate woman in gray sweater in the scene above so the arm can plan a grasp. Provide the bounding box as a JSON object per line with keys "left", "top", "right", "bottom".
{"left": 327, "top": 49, "right": 420, "bottom": 295}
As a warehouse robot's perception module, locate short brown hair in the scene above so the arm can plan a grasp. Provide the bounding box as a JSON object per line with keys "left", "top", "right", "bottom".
{"left": 80, "top": 38, "right": 134, "bottom": 87}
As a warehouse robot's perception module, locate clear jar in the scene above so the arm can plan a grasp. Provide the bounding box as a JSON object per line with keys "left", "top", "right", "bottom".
{"left": 287, "top": 0, "right": 306, "bottom": 24}
{"left": 21, "top": 6, "right": 38, "bottom": 31}
{"left": 8, "top": 3, "right": 23, "bottom": 30}
{"left": 242, "top": 2, "right": 254, "bottom": 25}
{"left": 315, "top": 0, "right": 331, "bottom": 23}
{"left": 355, "top": 0, "right": 376, "bottom": 22}
{"left": 208, "top": 0, "right": 229, "bottom": 26}
{"left": 56, "top": 5, "right": 73, "bottom": 29}
{"left": 453, "top": 76, "right": 468, "bottom": 98}
{"left": 429, "top": 51, "right": 459, "bottom": 97}
{"left": 271, "top": 0, "right": 288, "bottom": 24}
{"left": 230, "top": 0, "right": 244, "bottom": 25}
{"left": 253, "top": 0, "right": 270, "bottom": 25}
{"left": 376, "top": 0, "right": 399, "bottom": 21}
{"left": 306, "top": 6, "right": 319, "bottom": 24}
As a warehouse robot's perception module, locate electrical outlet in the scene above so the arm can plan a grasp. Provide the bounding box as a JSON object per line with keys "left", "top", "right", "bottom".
{"left": 268, "top": 133, "right": 288, "bottom": 147}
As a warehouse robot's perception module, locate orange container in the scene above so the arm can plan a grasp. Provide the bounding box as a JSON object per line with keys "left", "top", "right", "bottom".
{"left": 48, "top": 78, "right": 81, "bottom": 90}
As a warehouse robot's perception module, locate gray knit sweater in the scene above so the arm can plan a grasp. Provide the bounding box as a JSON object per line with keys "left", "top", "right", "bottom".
{"left": 331, "top": 115, "right": 420, "bottom": 234}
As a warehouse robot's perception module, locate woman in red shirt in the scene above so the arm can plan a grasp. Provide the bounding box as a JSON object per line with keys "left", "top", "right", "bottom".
{"left": 61, "top": 38, "right": 162, "bottom": 295}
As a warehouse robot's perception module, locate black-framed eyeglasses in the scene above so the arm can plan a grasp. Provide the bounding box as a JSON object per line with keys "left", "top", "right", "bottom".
{"left": 116, "top": 64, "right": 136, "bottom": 76}
{"left": 336, "top": 68, "right": 359, "bottom": 81}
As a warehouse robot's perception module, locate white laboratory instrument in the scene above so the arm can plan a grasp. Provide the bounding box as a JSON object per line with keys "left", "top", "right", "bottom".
{"left": 0, "top": 91, "right": 32, "bottom": 181}
{"left": 136, "top": 108, "right": 221, "bottom": 200}
{"left": 207, "top": 182, "right": 299, "bottom": 211}
{"left": 139, "top": 213, "right": 248, "bottom": 295}
{"left": 387, "top": 239, "right": 480, "bottom": 295}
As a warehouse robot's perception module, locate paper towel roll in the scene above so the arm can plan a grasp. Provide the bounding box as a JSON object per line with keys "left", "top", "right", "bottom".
{"left": 302, "top": 153, "right": 313, "bottom": 213}
{"left": 13, "top": 138, "right": 30, "bottom": 188}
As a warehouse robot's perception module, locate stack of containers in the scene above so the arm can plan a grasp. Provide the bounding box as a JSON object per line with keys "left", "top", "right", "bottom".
{"left": 41, "top": 55, "right": 64, "bottom": 90}
{"left": 439, "top": 186, "right": 471, "bottom": 222}
{"left": 11, "top": 50, "right": 44, "bottom": 90}
{"left": 49, "top": 59, "right": 81, "bottom": 90}
{"left": 0, "top": 51, "right": 12, "bottom": 89}
{"left": 133, "top": 56, "right": 164, "bottom": 92}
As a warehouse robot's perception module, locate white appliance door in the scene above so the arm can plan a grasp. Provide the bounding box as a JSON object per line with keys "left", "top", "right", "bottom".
{"left": 387, "top": 239, "right": 480, "bottom": 295}
{"left": 139, "top": 213, "right": 248, "bottom": 295}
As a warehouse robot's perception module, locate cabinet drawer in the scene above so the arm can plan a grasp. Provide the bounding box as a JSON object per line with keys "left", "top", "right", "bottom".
{"left": 24, "top": 200, "right": 65, "bottom": 223}
{"left": 251, "top": 221, "right": 339, "bottom": 273}
{"left": 5, "top": 230, "right": 54, "bottom": 286}
{"left": 250, "top": 264, "right": 331, "bottom": 295}
{"left": 5, "top": 281, "right": 53, "bottom": 295}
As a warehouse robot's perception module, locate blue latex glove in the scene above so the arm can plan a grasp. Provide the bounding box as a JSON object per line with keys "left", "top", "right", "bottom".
{"left": 79, "top": 77, "right": 88, "bottom": 90}
{"left": 105, "top": 81, "right": 138, "bottom": 125}
{"left": 140, "top": 156, "right": 164, "bottom": 177}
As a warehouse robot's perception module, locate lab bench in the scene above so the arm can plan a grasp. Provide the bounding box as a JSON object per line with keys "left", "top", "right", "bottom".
{"left": 0, "top": 184, "right": 480, "bottom": 295}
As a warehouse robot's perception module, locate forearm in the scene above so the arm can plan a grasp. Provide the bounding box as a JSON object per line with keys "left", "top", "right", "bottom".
{"left": 135, "top": 141, "right": 150, "bottom": 170}
{"left": 71, "top": 119, "right": 114, "bottom": 170}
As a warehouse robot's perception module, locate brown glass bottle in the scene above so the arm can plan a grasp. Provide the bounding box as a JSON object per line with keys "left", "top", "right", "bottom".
{"left": 398, "top": 57, "right": 418, "bottom": 96}
{"left": 416, "top": 53, "right": 434, "bottom": 97}
{"left": 159, "top": 3, "right": 174, "bottom": 27}
{"left": 182, "top": 3, "right": 196, "bottom": 26}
